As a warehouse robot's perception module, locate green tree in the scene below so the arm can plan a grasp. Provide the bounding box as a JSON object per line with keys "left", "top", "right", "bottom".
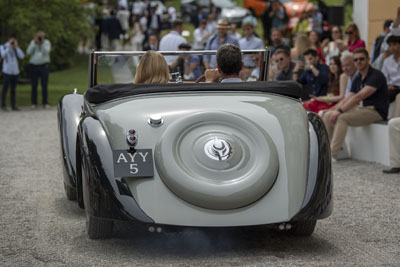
{"left": 0, "top": 0, "right": 90, "bottom": 70}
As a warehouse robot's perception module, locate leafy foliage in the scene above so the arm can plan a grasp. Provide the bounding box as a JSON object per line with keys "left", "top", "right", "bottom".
{"left": 0, "top": 0, "right": 90, "bottom": 70}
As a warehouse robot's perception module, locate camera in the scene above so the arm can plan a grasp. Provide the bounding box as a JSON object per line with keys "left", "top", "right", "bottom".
{"left": 10, "top": 41, "right": 15, "bottom": 45}
{"left": 38, "top": 36, "right": 43, "bottom": 42}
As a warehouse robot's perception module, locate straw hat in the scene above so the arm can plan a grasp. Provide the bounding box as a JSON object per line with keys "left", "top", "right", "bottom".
{"left": 217, "top": 18, "right": 230, "bottom": 29}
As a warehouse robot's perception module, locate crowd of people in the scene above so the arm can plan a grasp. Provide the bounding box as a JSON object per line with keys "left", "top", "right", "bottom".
{"left": 2, "top": 0, "right": 400, "bottom": 174}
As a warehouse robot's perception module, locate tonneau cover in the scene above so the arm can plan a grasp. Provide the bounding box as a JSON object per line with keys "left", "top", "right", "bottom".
{"left": 85, "top": 81, "right": 303, "bottom": 104}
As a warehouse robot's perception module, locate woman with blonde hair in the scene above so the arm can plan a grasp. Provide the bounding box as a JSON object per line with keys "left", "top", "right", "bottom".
{"left": 343, "top": 23, "right": 365, "bottom": 52}
{"left": 291, "top": 34, "right": 311, "bottom": 61}
{"left": 133, "top": 51, "right": 170, "bottom": 83}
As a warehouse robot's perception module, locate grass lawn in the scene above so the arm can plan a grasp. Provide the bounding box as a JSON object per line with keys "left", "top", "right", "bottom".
{"left": 9, "top": 55, "right": 89, "bottom": 107}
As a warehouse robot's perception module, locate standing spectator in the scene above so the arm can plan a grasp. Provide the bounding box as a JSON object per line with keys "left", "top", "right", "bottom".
{"left": 239, "top": 21, "right": 264, "bottom": 80}
{"left": 143, "top": 32, "right": 159, "bottom": 51}
{"left": 382, "top": 35, "right": 400, "bottom": 105}
{"left": 322, "top": 48, "right": 388, "bottom": 160}
{"left": 270, "top": 28, "right": 290, "bottom": 55}
{"left": 273, "top": 48, "right": 296, "bottom": 81}
{"left": 294, "top": 48, "right": 329, "bottom": 100}
{"left": 1, "top": 35, "right": 24, "bottom": 111}
{"left": 311, "top": 6, "right": 323, "bottom": 34}
{"left": 103, "top": 9, "right": 124, "bottom": 50}
{"left": 206, "top": 14, "right": 217, "bottom": 36}
{"left": 193, "top": 19, "right": 210, "bottom": 50}
{"left": 343, "top": 23, "right": 365, "bottom": 52}
{"left": 230, "top": 24, "right": 241, "bottom": 41}
{"left": 26, "top": 31, "right": 51, "bottom": 108}
{"left": 303, "top": 56, "right": 344, "bottom": 113}
{"left": 130, "top": 15, "right": 145, "bottom": 51}
{"left": 322, "top": 26, "right": 345, "bottom": 63}
{"left": 263, "top": 0, "right": 288, "bottom": 43}
{"left": 203, "top": 19, "right": 239, "bottom": 69}
{"left": 159, "top": 19, "right": 187, "bottom": 66}
{"left": 308, "top": 30, "right": 324, "bottom": 63}
{"left": 147, "top": 5, "right": 162, "bottom": 36}
{"left": 117, "top": 5, "right": 130, "bottom": 47}
{"left": 132, "top": 0, "right": 145, "bottom": 18}
{"left": 166, "top": 3, "right": 177, "bottom": 28}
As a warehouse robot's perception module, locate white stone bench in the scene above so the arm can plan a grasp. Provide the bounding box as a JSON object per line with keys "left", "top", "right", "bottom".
{"left": 341, "top": 103, "right": 394, "bottom": 166}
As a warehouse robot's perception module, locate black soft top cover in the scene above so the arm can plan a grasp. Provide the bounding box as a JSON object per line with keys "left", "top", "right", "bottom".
{"left": 85, "top": 81, "right": 303, "bottom": 104}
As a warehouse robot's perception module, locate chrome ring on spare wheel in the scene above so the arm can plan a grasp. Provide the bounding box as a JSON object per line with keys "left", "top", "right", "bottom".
{"left": 154, "top": 111, "right": 279, "bottom": 210}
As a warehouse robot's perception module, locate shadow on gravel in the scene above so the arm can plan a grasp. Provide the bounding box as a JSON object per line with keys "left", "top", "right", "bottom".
{"left": 54, "top": 196, "right": 84, "bottom": 219}
{"left": 74, "top": 221, "right": 336, "bottom": 260}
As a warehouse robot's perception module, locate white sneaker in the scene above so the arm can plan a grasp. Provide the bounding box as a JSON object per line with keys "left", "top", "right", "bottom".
{"left": 31, "top": 105, "right": 37, "bottom": 109}
{"left": 44, "top": 104, "right": 50, "bottom": 109}
{"left": 331, "top": 157, "right": 337, "bottom": 163}
{"left": 336, "top": 144, "right": 350, "bottom": 160}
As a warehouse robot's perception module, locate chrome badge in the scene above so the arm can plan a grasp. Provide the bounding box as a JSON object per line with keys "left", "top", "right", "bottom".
{"left": 204, "top": 137, "right": 232, "bottom": 161}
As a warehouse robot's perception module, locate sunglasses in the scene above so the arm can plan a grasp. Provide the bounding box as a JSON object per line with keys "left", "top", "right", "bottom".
{"left": 353, "top": 57, "right": 366, "bottom": 62}
{"left": 345, "top": 31, "right": 353, "bottom": 35}
{"left": 275, "top": 57, "right": 285, "bottom": 63}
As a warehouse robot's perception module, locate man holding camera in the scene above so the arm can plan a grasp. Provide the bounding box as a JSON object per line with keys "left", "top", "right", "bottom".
{"left": 26, "top": 31, "right": 51, "bottom": 108}
{"left": 1, "top": 35, "right": 25, "bottom": 111}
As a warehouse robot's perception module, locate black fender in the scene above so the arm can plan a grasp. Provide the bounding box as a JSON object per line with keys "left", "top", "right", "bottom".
{"left": 57, "top": 93, "right": 84, "bottom": 191}
{"left": 290, "top": 112, "right": 333, "bottom": 221}
{"left": 78, "top": 116, "right": 154, "bottom": 223}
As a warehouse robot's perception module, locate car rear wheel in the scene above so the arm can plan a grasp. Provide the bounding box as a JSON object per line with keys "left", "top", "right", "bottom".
{"left": 64, "top": 183, "right": 77, "bottom": 201}
{"left": 291, "top": 220, "right": 317, "bottom": 236}
{"left": 86, "top": 213, "right": 114, "bottom": 239}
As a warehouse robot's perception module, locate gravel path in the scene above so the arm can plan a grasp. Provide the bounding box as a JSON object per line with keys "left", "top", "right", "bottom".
{"left": 0, "top": 108, "right": 399, "bottom": 266}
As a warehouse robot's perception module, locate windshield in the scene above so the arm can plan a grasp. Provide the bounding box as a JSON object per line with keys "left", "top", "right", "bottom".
{"left": 91, "top": 50, "right": 269, "bottom": 87}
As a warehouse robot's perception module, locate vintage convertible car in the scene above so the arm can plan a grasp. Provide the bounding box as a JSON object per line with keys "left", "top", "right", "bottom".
{"left": 58, "top": 49, "right": 332, "bottom": 239}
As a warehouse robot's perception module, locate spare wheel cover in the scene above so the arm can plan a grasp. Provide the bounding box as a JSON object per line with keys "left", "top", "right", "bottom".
{"left": 155, "top": 111, "right": 279, "bottom": 210}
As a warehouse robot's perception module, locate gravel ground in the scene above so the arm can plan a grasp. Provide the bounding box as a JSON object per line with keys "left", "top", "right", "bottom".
{"left": 0, "top": 108, "right": 399, "bottom": 266}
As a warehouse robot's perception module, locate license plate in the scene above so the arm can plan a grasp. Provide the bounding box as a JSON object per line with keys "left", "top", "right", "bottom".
{"left": 113, "top": 149, "right": 154, "bottom": 177}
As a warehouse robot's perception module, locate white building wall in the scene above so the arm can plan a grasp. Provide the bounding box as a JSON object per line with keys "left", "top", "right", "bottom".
{"left": 353, "top": 0, "right": 369, "bottom": 49}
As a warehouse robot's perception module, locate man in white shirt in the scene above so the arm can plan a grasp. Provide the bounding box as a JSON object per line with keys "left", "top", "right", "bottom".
{"left": 159, "top": 19, "right": 187, "bottom": 66}
{"left": 382, "top": 35, "right": 400, "bottom": 104}
{"left": 193, "top": 19, "right": 210, "bottom": 50}
{"left": 132, "top": 0, "right": 145, "bottom": 17}
{"left": 239, "top": 21, "right": 264, "bottom": 80}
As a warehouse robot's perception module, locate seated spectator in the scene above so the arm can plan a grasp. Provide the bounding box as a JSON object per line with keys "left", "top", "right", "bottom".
{"left": 270, "top": 28, "right": 290, "bottom": 55}
{"left": 303, "top": 56, "right": 344, "bottom": 113}
{"left": 205, "top": 44, "right": 243, "bottom": 83}
{"left": 170, "top": 43, "right": 202, "bottom": 81}
{"left": 308, "top": 30, "right": 324, "bottom": 63}
{"left": 290, "top": 34, "right": 310, "bottom": 62}
{"left": 322, "top": 48, "right": 388, "bottom": 160}
{"left": 273, "top": 48, "right": 296, "bottom": 81}
{"left": 340, "top": 51, "right": 358, "bottom": 96}
{"left": 239, "top": 21, "right": 264, "bottom": 80}
{"left": 383, "top": 116, "right": 400, "bottom": 173}
{"left": 322, "top": 26, "right": 345, "bottom": 63}
{"left": 294, "top": 48, "right": 329, "bottom": 100}
{"left": 343, "top": 23, "right": 365, "bottom": 52}
{"left": 133, "top": 51, "right": 169, "bottom": 83}
{"left": 382, "top": 35, "right": 400, "bottom": 105}
{"left": 371, "top": 19, "right": 393, "bottom": 63}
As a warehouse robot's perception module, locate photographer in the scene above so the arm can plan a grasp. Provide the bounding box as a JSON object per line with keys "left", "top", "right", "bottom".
{"left": 1, "top": 35, "right": 25, "bottom": 111}
{"left": 26, "top": 31, "right": 51, "bottom": 108}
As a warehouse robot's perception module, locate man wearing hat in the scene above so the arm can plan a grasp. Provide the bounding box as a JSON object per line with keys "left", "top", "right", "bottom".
{"left": 203, "top": 18, "right": 239, "bottom": 69}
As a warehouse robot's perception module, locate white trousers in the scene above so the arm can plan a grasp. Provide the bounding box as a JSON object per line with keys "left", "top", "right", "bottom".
{"left": 388, "top": 117, "right": 400, "bottom": 168}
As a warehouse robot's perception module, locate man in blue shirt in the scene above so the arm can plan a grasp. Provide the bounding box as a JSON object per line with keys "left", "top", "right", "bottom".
{"left": 1, "top": 35, "right": 24, "bottom": 111}
{"left": 294, "top": 48, "right": 329, "bottom": 100}
{"left": 203, "top": 19, "right": 239, "bottom": 69}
